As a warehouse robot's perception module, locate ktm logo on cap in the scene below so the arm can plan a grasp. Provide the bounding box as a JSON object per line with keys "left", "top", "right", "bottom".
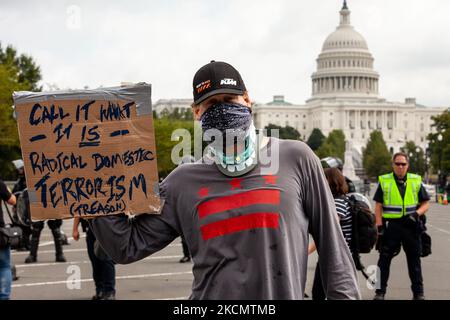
{"left": 196, "top": 80, "right": 211, "bottom": 94}
{"left": 220, "top": 78, "right": 237, "bottom": 86}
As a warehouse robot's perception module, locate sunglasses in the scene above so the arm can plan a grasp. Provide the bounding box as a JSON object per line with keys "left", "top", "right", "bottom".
{"left": 394, "top": 162, "right": 408, "bottom": 167}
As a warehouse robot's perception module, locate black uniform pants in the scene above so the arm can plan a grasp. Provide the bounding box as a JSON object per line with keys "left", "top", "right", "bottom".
{"left": 86, "top": 228, "right": 116, "bottom": 295}
{"left": 30, "top": 219, "right": 63, "bottom": 243}
{"left": 181, "top": 236, "right": 190, "bottom": 258}
{"left": 376, "top": 217, "right": 423, "bottom": 295}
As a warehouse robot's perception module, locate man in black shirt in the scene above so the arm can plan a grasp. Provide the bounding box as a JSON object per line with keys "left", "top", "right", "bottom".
{"left": 0, "top": 179, "right": 17, "bottom": 300}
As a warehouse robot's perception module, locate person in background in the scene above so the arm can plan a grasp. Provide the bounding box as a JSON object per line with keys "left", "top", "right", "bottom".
{"left": 11, "top": 160, "right": 26, "bottom": 195}
{"left": 72, "top": 217, "right": 116, "bottom": 300}
{"left": 11, "top": 159, "right": 69, "bottom": 264}
{"left": 24, "top": 218, "right": 67, "bottom": 263}
{"left": 308, "top": 168, "right": 353, "bottom": 300}
{"left": 0, "top": 179, "right": 17, "bottom": 300}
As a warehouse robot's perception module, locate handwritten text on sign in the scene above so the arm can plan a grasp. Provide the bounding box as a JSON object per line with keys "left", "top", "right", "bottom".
{"left": 15, "top": 86, "right": 160, "bottom": 221}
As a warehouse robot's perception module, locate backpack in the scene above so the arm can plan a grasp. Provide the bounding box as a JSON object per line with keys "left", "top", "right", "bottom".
{"left": 418, "top": 215, "right": 432, "bottom": 257}
{"left": 347, "top": 194, "right": 377, "bottom": 254}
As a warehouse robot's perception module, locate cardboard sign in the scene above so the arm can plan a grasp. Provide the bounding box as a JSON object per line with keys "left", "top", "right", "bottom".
{"left": 13, "top": 84, "right": 161, "bottom": 221}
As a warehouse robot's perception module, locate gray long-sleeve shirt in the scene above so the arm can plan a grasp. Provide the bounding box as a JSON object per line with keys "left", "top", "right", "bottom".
{"left": 89, "top": 138, "right": 361, "bottom": 300}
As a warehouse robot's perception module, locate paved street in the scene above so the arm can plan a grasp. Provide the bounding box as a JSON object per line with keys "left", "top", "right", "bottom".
{"left": 5, "top": 198, "right": 450, "bottom": 300}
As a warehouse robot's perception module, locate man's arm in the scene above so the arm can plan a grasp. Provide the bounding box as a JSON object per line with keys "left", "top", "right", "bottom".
{"left": 416, "top": 201, "right": 429, "bottom": 216}
{"left": 416, "top": 184, "right": 430, "bottom": 216}
{"left": 372, "top": 182, "right": 384, "bottom": 227}
{"left": 375, "top": 202, "right": 383, "bottom": 226}
{"left": 72, "top": 217, "right": 80, "bottom": 241}
{"left": 308, "top": 241, "right": 317, "bottom": 255}
{"left": 88, "top": 213, "right": 179, "bottom": 264}
{"left": 302, "top": 150, "right": 361, "bottom": 300}
{"left": 0, "top": 181, "right": 16, "bottom": 206}
{"left": 88, "top": 180, "right": 180, "bottom": 264}
{"left": 374, "top": 201, "right": 384, "bottom": 251}
{"left": 6, "top": 194, "right": 16, "bottom": 206}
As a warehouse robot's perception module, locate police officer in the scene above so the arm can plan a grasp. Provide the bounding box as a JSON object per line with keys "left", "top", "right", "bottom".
{"left": 11, "top": 159, "right": 31, "bottom": 251}
{"left": 25, "top": 219, "right": 67, "bottom": 263}
{"left": 10, "top": 160, "right": 67, "bottom": 263}
{"left": 373, "top": 152, "right": 430, "bottom": 300}
{"left": 11, "top": 160, "right": 27, "bottom": 194}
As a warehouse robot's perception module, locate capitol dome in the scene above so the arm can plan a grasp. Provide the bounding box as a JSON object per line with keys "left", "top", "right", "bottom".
{"left": 322, "top": 27, "right": 368, "bottom": 52}
{"left": 309, "top": 1, "right": 380, "bottom": 101}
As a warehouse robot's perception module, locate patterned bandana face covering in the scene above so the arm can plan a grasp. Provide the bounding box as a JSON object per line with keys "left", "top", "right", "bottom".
{"left": 200, "top": 102, "right": 252, "bottom": 132}
{"left": 200, "top": 102, "right": 252, "bottom": 148}
{"left": 200, "top": 103, "right": 257, "bottom": 176}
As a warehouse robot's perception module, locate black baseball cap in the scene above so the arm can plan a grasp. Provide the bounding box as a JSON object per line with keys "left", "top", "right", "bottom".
{"left": 192, "top": 60, "right": 246, "bottom": 105}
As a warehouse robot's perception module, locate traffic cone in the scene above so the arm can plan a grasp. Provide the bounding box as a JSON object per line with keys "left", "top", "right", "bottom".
{"left": 444, "top": 193, "right": 448, "bottom": 205}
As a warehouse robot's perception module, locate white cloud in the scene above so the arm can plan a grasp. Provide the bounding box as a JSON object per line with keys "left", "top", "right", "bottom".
{"left": 1, "top": 0, "right": 449, "bottom": 107}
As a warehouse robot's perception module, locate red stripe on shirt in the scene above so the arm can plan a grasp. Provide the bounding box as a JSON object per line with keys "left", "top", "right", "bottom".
{"left": 197, "top": 189, "right": 280, "bottom": 219}
{"left": 200, "top": 212, "right": 279, "bottom": 240}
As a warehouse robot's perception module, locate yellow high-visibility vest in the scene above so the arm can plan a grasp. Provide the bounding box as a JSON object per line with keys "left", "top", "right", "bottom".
{"left": 378, "top": 172, "right": 422, "bottom": 219}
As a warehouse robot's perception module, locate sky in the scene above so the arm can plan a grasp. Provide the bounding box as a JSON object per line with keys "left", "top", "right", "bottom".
{"left": 1, "top": 0, "right": 450, "bottom": 107}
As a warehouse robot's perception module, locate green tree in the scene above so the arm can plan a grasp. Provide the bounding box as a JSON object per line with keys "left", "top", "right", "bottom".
{"left": 183, "top": 108, "right": 194, "bottom": 120}
{"left": 427, "top": 110, "right": 450, "bottom": 175}
{"left": 362, "top": 131, "right": 392, "bottom": 178}
{"left": 0, "top": 43, "right": 42, "bottom": 91}
{"left": 0, "top": 43, "right": 42, "bottom": 179}
{"left": 316, "top": 129, "right": 346, "bottom": 160}
{"left": 264, "top": 123, "right": 301, "bottom": 141}
{"left": 306, "top": 128, "right": 326, "bottom": 151}
{"left": 0, "top": 65, "right": 23, "bottom": 147}
{"left": 165, "top": 107, "right": 194, "bottom": 121}
{"left": 154, "top": 117, "right": 196, "bottom": 178}
{"left": 171, "top": 107, "right": 181, "bottom": 120}
{"left": 401, "top": 141, "right": 426, "bottom": 176}
{"left": 158, "top": 107, "right": 193, "bottom": 121}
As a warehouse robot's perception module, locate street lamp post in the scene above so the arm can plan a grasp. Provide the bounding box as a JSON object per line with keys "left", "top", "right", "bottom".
{"left": 425, "top": 147, "right": 431, "bottom": 184}
{"left": 409, "top": 151, "right": 414, "bottom": 173}
{"left": 415, "top": 146, "right": 424, "bottom": 180}
{"left": 438, "top": 133, "right": 443, "bottom": 174}
{"left": 437, "top": 133, "right": 444, "bottom": 202}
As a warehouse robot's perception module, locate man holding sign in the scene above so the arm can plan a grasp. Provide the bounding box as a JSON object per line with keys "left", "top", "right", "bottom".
{"left": 87, "top": 61, "right": 361, "bottom": 300}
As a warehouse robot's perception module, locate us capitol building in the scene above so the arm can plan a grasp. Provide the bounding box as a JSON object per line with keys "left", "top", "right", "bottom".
{"left": 154, "top": 1, "right": 447, "bottom": 165}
